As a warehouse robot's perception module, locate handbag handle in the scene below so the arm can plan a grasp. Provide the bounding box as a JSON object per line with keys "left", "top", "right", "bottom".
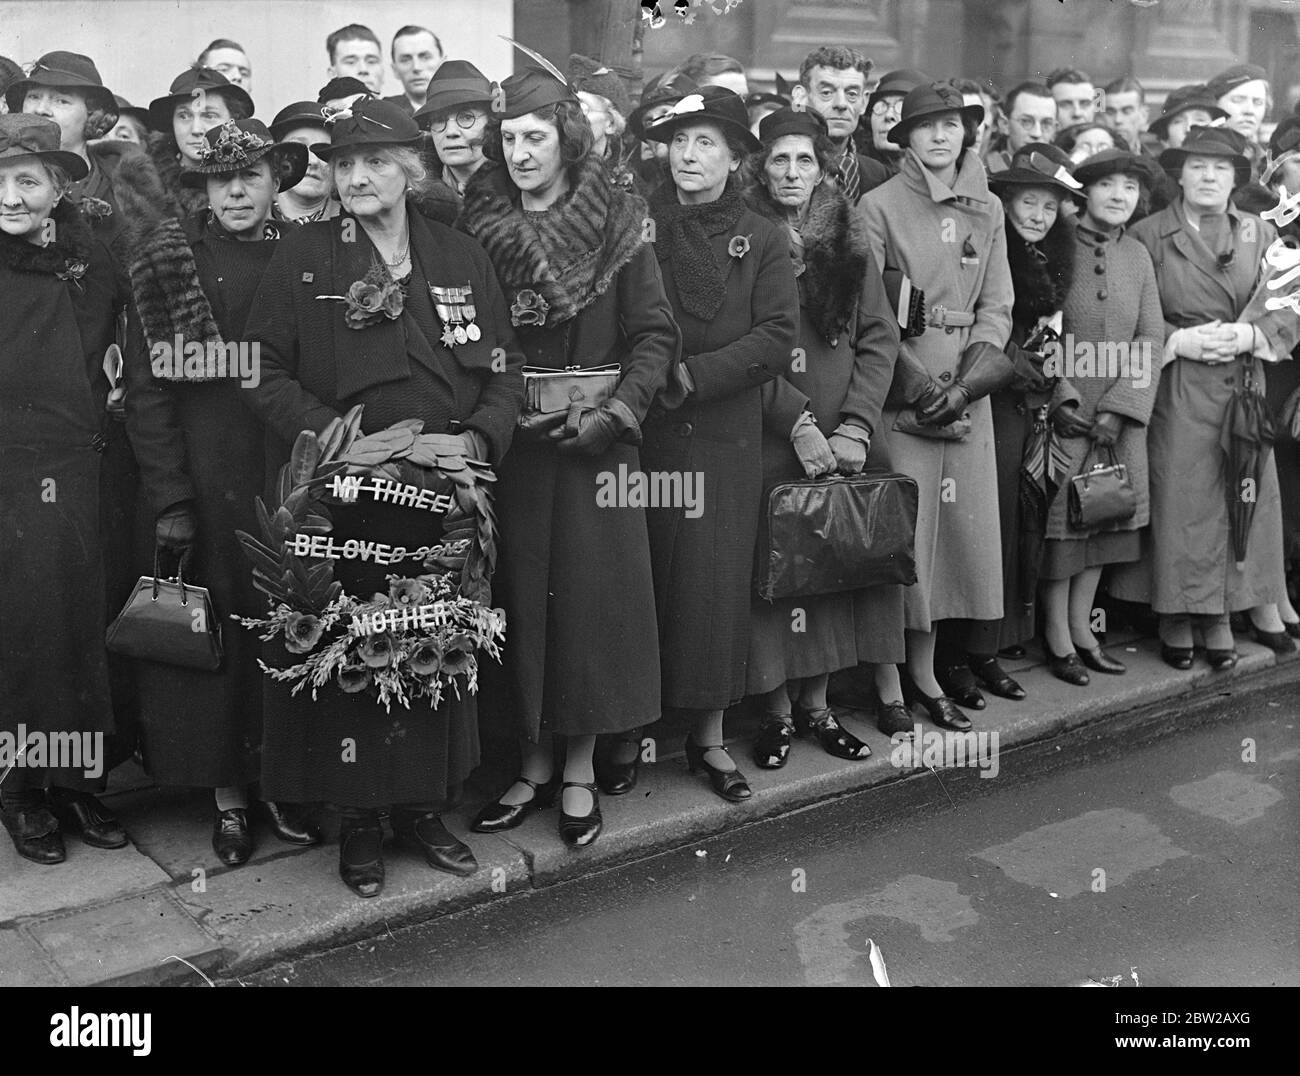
{"left": 151, "top": 548, "right": 193, "bottom": 606}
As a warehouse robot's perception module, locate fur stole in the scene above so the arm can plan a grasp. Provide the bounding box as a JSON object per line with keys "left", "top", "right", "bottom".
{"left": 745, "top": 181, "right": 868, "bottom": 344}
{"left": 145, "top": 132, "right": 209, "bottom": 218}
{"left": 457, "top": 155, "right": 647, "bottom": 329}
{"left": 1005, "top": 213, "right": 1075, "bottom": 335}
{"left": 0, "top": 197, "right": 92, "bottom": 279}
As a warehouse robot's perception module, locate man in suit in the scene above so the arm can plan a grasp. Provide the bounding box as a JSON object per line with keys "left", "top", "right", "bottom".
{"left": 384, "top": 25, "right": 444, "bottom": 116}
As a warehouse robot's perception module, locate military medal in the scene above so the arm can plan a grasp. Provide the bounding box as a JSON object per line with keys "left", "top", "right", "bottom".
{"left": 462, "top": 289, "right": 482, "bottom": 341}
{"left": 431, "top": 284, "right": 459, "bottom": 348}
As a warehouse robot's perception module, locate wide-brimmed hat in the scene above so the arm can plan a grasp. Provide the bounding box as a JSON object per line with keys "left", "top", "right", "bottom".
{"left": 1158, "top": 125, "right": 1251, "bottom": 188}
{"left": 757, "top": 105, "right": 828, "bottom": 148}
{"left": 867, "top": 68, "right": 929, "bottom": 114}
{"left": 628, "top": 71, "right": 699, "bottom": 138}
{"left": 1073, "top": 147, "right": 1164, "bottom": 189}
{"left": 0, "top": 113, "right": 89, "bottom": 180}
{"left": 642, "top": 84, "right": 761, "bottom": 152}
{"left": 310, "top": 97, "right": 422, "bottom": 161}
{"left": 1206, "top": 63, "right": 1268, "bottom": 103}
{"left": 1263, "top": 115, "right": 1300, "bottom": 185}
{"left": 180, "top": 118, "right": 307, "bottom": 189}
{"left": 413, "top": 61, "right": 494, "bottom": 128}
{"left": 317, "top": 77, "right": 371, "bottom": 106}
{"left": 4, "top": 51, "right": 118, "bottom": 119}
{"left": 887, "top": 81, "right": 983, "bottom": 147}
{"left": 148, "top": 67, "right": 254, "bottom": 133}
{"left": 269, "top": 101, "right": 330, "bottom": 141}
{"left": 1148, "top": 84, "right": 1228, "bottom": 139}
{"left": 568, "top": 54, "right": 630, "bottom": 118}
{"left": 0, "top": 56, "right": 23, "bottom": 97}
{"left": 989, "top": 142, "right": 1082, "bottom": 198}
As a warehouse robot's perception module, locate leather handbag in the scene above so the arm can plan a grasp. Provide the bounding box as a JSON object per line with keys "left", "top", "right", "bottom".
{"left": 755, "top": 471, "right": 919, "bottom": 601}
{"left": 105, "top": 553, "right": 224, "bottom": 670}
{"left": 1068, "top": 444, "right": 1137, "bottom": 530}
{"left": 523, "top": 364, "right": 620, "bottom": 415}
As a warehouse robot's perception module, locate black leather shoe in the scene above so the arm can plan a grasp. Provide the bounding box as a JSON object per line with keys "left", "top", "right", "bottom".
{"left": 594, "top": 736, "right": 639, "bottom": 795}
{"left": 937, "top": 664, "right": 986, "bottom": 709}
{"left": 257, "top": 800, "right": 321, "bottom": 846}
{"left": 1284, "top": 620, "right": 1300, "bottom": 639}
{"left": 1161, "top": 643, "right": 1193, "bottom": 670}
{"left": 470, "top": 775, "right": 558, "bottom": 833}
{"left": 900, "top": 676, "right": 972, "bottom": 731}
{"left": 338, "top": 817, "right": 384, "bottom": 898}
{"left": 1207, "top": 648, "right": 1239, "bottom": 671}
{"left": 795, "top": 706, "right": 871, "bottom": 760}
{"left": 212, "top": 808, "right": 253, "bottom": 866}
{"left": 1077, "top": 646, "right": 1126, "bottom": 675}
{"left": 1047, "top": 650, "right": 1090, "bottom": 686}
{"left": 1251, "top": 626, "right": 1297, "bottom": 654}
{"left": 393, "top": 811, "right": 477, "bottom": 877}
{"left": 969, "top": 657, "right": 1026, "bottom": 700}
{"left": 876, "top": 700, "right": 914, "bottom": 737}
{"left": 49, "top": 789, "right": 127, "bottom": 849}
{"left": 998, "top": 644, "right": 1027, "bottom": 659}
{"left": 684, "top": 736, "right": 752, "bottom": 802}
{"left": 558, "top": 782, "right": 602, "bottom": 848}
{"left": 753, "top": 716, "right": 795, "bottom": 769}
{"left": 1, "top": 803, "right": 65, "bottom": 865}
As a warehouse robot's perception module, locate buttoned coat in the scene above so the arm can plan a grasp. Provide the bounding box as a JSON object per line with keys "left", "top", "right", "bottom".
{"left": 858, "top": 147, "right": 1015, "bottom": 629}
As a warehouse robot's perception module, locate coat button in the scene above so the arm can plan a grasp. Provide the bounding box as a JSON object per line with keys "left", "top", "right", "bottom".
{"left": 1094, "top": 264, "right": 1105, "bottom": 274}
{"left": 748, "top": 363, "right": 762, "bottom": 376}
{"left": 1095, "top": 247, "right": 1106, "bottom": 256}
{"left": 939, "top": 371, "right": 953, "bottom": 383}
{"left": 1097, "top": 289, "right": 1107, "bottom": 300}
{"left": 678, "top": 422, "right": 694, "bottom": 437}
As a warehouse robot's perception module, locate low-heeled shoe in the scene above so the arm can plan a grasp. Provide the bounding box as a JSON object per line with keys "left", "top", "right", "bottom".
{"left": 594, "top": 737, "right": 639, "bottom": 795}
{"left": 876, "top": 700, "right": 914, "bottom": 736}
{"left": 938, "top": 664, "right": 986, "bottom": 710}
{"left": 795, "top": 706, "right": 870, "bottom": 760}
{"left": 338, "top": 819, "right": 384, "bottom": 898}
{"left": 212, "top": 807, "right": 253, "bottom": 866}
{"left": 393, "top": 811, "right": 477, "bottom": 876}
{"left": 558, "top": 781, "right": 602, "bottom": 848}
{"left": 684, "top": 736, "right": 752, "bottom": 802}
{"left": 1, "top": 804, "right": 66, "bottom": 865}
{"left": 1161, "top": 643, "right": 1193, "bottom": 670}
{"left": 1077, "top": 646, "right": 1126, "bottom": 675}
{"left": 753, "top": 716, "right": 795, "bottom": 769}
{"left": 258, "top": 800, "right": 322, "bottom": 846}
{"left": 1047, "top": 650, "right": 1090, "bottom": 686}
{"left": 1284, "top": 620, "right": 1300, "bottom": 639}
{"left": 49, "top": 789, "right": 127, "bottom": 849}
{"left": 1207, "top": 648, "right": 1239, "bottom": 671}
{"left": 1251, "top": 626, "right": 1297, "bottom": 654}
{"left": 969, "top": 657, "right": 1026, "bottom": 700}
{"left": 471, "top": 775, "right": 558, "bottom": 833}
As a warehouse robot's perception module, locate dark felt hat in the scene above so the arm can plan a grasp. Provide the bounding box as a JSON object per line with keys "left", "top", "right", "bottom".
{"left": 746, "top": 72, "right": 793, "bottom": 112}
{"left": 1206, "top": 63, "right": 1268, "bottom": 103}
{"left": 310, "top": 97, "right": 422, "bottom": 161}
{"left": 179, "top": 118, "right": 307, "bottom": 190}
{"left": 1261, "top": 116, "right": 1300, "bottom": 186}
{"left": 497, "top": 66, "right": 577, "bottom": 120}
{"left": 112, "top": 95, "right": 150, "bottom": 129}
{"left": 0, "top": 113, "right": 89, "bottom": 180}
{"left": 269, "top": 101, "right": 329, "bottom": 140}
{"left": 148, "top": 67, "right": 254, "bottom": 132}
{"left": 568, "top": 54, "right": 631, "bottom": 118}
{"left": 1074, "top": 146, "right": 1164, "bottom": 189}
{"left": 414, "top": 60, "right": 494, "bottom": 127}
{"left": 1158, "top": 125, "right": 1251, "bottom": 188}
{"left": 887, "top": 81, "right": 983, "bottom": 147}
{"left": 628, "top": 71, "right": 699, "bottom": 138}
{"left": 317, "top": 77, "right": 371, "bottom": 106}
{"left": 1148, "top": 83, "right": 1227, "bottom": 139}
{"left": 867, "top": 68, "right": 929, "bottom": 114}
{"left": 0, "top": 56, "right": 23, "bottom": 97}
{"left": 989, "top": 142, "right": 1083, "bottom": 198}
{"left": 757, "top": 105, "right": 828, "bottom": 147}
{"left": 4, "top": 51, "right": 117, "bottom": 118}
{"left": 642, "top": 84, "right": 761, "bottom": 152}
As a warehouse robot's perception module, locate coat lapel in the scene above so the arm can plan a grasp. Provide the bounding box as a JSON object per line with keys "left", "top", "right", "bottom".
{"left": 1165, "top": 203, "right": 1237, "bottom": 309}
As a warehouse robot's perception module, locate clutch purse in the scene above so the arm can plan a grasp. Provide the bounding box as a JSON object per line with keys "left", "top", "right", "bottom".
{"left": 523, "top": 364, "right": 620, "bottom": 415}
{"left": 1068, "top": 445, "right": 1137, "bottom": 530}
{"left": 105, "top": 555, "right": 224, "bottom": 671}
{"left": 893, "top": 409, "right": 972, "bottom": 440}
{"left": 755, "top": 471, "right": 919, "bottom": 601}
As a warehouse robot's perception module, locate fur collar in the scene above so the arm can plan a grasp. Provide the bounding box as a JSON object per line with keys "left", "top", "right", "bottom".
{"left": 1005, "top": 213, "right": 1075, "bottom": 331}
{"left": 0, "top": 197, "right": 93, "bottom": 277}
{"left": 146, "top": 132, "right": 209, "bottom": 218}
{"left": 745, "top": 181, "right": 868, "bottom": 343}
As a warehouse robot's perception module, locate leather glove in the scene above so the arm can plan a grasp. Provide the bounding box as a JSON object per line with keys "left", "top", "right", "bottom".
{"left": 790, "top": 412, "right": 837, "bottom": 478}
{"left": 917, "top": 382, "right": 972, "bottom": 427}
{"left": 516, "top": 409, "right": 570, "bottom": 442}
{"left": 1008, "top": 343, "right": 1050, "bottom": 395}
{"left": 1089, "top": 410, "right": 1124, "bottom": 447}
{"left": 828, "top": 423, "right": 870, "bottom": 475}
{"left": 155, "top": 502, "right": 198, "bottom": 553}
{"left": 552, "top": 398, "right": 640, "bottom": 456}
{"left": 1051, "top": 402, "right": 1093, "bottom": 438}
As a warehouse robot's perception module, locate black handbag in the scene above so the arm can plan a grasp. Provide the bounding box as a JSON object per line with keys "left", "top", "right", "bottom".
{"left": 755, "top": 471, "right": 919, "bottom": 601}
{"left": 105, "top": 553, "right": 224, "bottom": 670}
{"left": 1068, "top": 444, "right": 1137, "bottom": 530}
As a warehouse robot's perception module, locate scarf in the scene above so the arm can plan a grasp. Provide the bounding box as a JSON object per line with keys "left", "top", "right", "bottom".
{"left": 0, "top": 197, "right": 92, "bottom": 280}
{"left": 647, "top": 183, "right": 747, "bottom": 320}
{"left": 835, "top": 142, "right": 861, "bottom": 205}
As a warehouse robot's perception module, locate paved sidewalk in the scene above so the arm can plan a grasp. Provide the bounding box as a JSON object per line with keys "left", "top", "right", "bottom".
{"left": 2, "top": 632, "right": 1296, "bottom": 986}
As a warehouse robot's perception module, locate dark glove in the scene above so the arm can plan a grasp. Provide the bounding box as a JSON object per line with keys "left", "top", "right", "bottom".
{"left": 516, "top": 409, "right": 570, "bottom": 443}
{"left": 552, "top": 398, "right": 640, "bottom": 456}
{"left": 1051, "top": 402, "right": 1093, "bottom": 438}
{"left": 952, "top": 340, "right": 1017, "bottom": 401}
{"left": 1089, "top": 411, "right": 1124, "bottom": 447}
{"left": 155, "top": 502, "right": 198, "bottom": 553}
{"left": 917, "top": 382, "right": 972, "bottom": 427}
{"left": 1008, "top": 343, "right": 1050, "bottom": 395}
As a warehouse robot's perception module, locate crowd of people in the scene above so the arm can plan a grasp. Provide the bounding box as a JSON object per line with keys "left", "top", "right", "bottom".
{"left": 2, "top": 23, "right": 1298, "bottom": 899}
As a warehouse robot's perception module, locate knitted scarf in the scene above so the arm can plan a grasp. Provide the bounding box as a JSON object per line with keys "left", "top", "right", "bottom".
{"left": 457, "top": 155, "right": 647, "bottom": 329}
{"left": 647, "top": 182, "right": 747, "bottom": 320}
{"left": 0, "top": 197, "right": 92, "bottom": 279}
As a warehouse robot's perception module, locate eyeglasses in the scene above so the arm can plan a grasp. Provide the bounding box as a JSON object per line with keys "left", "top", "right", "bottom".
{"left": 1014, "top": 116, "right": 1058, "bottom": 135}
{"left": 429, "top": 109, "right": 481, "bottom": 132}
{"left": 871, "top": 98, "right": 903, "bottom": 118}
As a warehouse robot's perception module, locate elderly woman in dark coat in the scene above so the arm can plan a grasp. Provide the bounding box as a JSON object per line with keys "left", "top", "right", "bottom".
{"left": 1110, "top": 127, "right": 1300, "bottom": 669}
{"left": 741, "top": 107, "right": 903, "bottom": 769}
{"left": 1040, "top": 149, "right": 1164, "bottom": 686}
{"left": 640, "top": 87, "right": 799, "bottom": 802}
{"left": 242, "top": 100, "right": 524, "bottom": 897}
{"left": 456, "top": 68, "right": 677, "bottom": 844}
{"left": 116, "top": 120, "right": 323, "bottom": 867}
{"left": 0, "top": 116, "right": 128, "bottom": 863}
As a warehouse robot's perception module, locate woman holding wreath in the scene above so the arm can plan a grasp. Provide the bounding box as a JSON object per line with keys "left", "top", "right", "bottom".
{"left": 243, "top": 98, "right": 524, "bottom": 897}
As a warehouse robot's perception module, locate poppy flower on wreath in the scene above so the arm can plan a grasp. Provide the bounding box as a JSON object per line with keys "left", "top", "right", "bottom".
{"left": 408, "top": 640, "right": 444, "bottom": 676}
{"left": 439, "top": 633, "right": 476, "bottom": 675}
{"left": 389, "top": 578, "right": 423, "bottom": 607}
{"left": 358, "top": 633, "right": 395, "bottom": 668}
{"left": 510, "top": 288, "right": 550, "bottom": 327}
{"left": 338, "top": 660, "right": 373, "bottom": 693}
{"left": 728, "top": 233, "right": 752, "bottom": 259}
{"left": 283, "top": 611, "right": 325, "bottom": 653}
